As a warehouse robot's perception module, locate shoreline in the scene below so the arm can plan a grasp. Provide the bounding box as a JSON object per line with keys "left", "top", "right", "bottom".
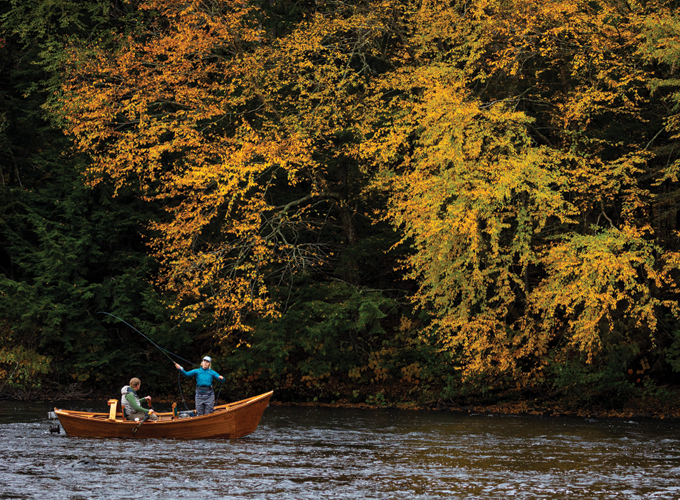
{"left": 267, "top": 399, "right": 680, "bottom": 420}
{"left": 5, "top": 389, "right": 680, "bottom": 421}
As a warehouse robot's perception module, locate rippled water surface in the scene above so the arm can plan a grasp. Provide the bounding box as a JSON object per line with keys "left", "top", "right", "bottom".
{"left": 2, "top": 400, "right": 680, "bottom": 499}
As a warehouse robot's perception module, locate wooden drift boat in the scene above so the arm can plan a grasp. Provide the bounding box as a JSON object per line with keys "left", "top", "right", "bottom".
{"left": 54, "top": 391, "right": 273, "bottom": 439}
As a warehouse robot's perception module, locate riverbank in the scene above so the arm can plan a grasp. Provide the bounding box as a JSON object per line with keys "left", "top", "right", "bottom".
{"left": 269, "top": 393, "right": 680, "bottom": 420}
{"left": 268, "top": 400, "right": 680, "bottom": 419}
{"left": 4, "top": 384, "right": 680, "bottom": 420}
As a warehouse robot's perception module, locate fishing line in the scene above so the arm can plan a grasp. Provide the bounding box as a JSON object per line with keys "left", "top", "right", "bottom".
{"left": 99, "top": 311, "right": 197, "bottom": 409}
{"left": 215, "top": 378, "right": 224, "bottom": 407}
{"left": 177, "top": 370, "right": 191, "bottom": 411}
{"left": 97, "top": 311, "right": 196, "bottom": 367}
{"left": 98, "top": 311, "right": 216, "bottom": 412}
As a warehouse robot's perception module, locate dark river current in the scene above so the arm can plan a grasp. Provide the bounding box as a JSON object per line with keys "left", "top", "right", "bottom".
{"left": 2, "top": 400, "right": 680, "bottom": 499}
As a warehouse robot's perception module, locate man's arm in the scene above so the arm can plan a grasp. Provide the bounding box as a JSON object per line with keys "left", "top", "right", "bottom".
{"left": 125, "top": 392, "right": 149, "bottom": 414}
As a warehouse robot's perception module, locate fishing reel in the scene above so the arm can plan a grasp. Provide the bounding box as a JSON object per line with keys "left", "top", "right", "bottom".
{"left": 47, "top": 411, "right": 61, "bottom": 434}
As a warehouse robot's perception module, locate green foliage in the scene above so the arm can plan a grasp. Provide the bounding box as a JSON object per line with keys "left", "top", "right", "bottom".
{"left": 3, "top": 0, "right": 680, "bottom": 414}
{"left": 0, "top": 153, "right": 179, "bottom": 388}
{"left": 219, "top": 280, "right": 445, "bottom": 403}
{"left": 664, "top": 326, "right": 680, "bottom": 374}
{"left": 546, "top": 344, "right": 642, "bottom": 408}
{"left": 0, "top": 0, "right": 191, "bottom": 395}
{"left": 366, "top": 0, "right": 680, "bottom": 404}
{"left": 0, "top": 344, "right": 51, "bottom": 392}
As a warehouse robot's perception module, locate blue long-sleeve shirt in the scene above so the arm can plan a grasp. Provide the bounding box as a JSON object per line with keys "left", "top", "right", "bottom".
{"left": 179, "top": 366, "right": 222, "bottom": 387}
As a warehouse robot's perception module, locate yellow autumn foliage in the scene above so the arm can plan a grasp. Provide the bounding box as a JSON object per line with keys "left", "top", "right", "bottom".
{"left": 55, "top": 0, "right": 680, "bottom": 385}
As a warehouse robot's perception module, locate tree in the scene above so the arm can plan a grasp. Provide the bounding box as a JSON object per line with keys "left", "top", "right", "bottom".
{"left": 52, "top": 0, "right": 680, "bottom": 404}
{"left": 56, "top": 0, "right": 398, "bottom": 337}
{"left": 367, "top": 0, "right": 680, "bottom": 393}
{"left": 0, "top": 0, "right": 188, "bottom": 395}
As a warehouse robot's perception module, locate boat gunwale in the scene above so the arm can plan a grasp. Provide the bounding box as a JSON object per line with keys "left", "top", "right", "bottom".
{"left": 54, "top": 390, "right": 273, "bottom": 425}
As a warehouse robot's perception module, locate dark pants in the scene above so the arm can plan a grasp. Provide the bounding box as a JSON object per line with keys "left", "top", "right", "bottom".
{"left": 195, "top": 390, "right": 214, "bottom": 415}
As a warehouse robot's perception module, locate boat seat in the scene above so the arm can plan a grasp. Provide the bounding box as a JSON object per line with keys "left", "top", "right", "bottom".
{"left": 107, "top": 399, "right": 119, "bottom": 421}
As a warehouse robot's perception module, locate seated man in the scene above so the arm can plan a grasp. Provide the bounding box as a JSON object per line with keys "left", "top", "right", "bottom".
{"left": 120, "top": 377, "right": 158, "bottom": 421}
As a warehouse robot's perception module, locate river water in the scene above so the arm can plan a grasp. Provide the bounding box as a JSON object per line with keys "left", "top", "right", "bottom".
{"left": 1, "top": 400, "right": 680, "bottom": 499}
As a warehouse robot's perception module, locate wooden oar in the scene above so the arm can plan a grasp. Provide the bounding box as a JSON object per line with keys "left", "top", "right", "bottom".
{"left": 132, "top": 413, "right": 150, "bottom": 436}
{"left": 132, "top": 401, "right": 154, "bottom": 437}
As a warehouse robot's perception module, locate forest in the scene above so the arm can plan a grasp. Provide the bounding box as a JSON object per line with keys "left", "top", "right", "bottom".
{"left": 2, "top": 0, "right": 680, "bottom": 416}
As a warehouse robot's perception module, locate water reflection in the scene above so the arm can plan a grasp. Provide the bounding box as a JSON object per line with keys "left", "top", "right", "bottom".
{"left": 1, "top": 401, "right": 680, "bottom": 499}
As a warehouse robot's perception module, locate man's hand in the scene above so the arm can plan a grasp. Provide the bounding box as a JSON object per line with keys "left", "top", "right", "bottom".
{"left": 219, "top": 376, "right": 224, "bottom": 381}
{"left": 174, "top": 363, "right": 182, "bottom": 370}
{"left": 144, "top": 396, "right": 152, "bottom": 402}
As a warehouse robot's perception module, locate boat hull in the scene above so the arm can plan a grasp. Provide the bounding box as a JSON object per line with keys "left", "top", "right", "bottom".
{"left": 54, "top": 391, "right": 273, "bottom": 439}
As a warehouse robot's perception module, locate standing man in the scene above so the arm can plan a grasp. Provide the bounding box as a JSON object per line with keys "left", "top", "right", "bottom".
{"left": 174, "top": 356, "right": 224, "bottom": 415}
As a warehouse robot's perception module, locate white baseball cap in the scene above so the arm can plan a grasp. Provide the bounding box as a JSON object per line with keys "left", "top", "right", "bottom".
{"left": 202, "top": 356, "right": 212, "bottom": 362}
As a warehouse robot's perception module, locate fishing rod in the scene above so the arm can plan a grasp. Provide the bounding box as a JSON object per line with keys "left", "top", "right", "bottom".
{"left": 98, "top": 311, "right": 197, "bottom": 410}
{"left": 97, "top": 311, "right": 196, "bottom": 368}
{"left": 98, "top": 311, "right": 221, "bottom": 411}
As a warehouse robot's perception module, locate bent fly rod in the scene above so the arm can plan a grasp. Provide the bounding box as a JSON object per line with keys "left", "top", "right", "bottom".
{"left": 97, "top": 311, "right": 224, "bottom": 409}
{"left": 97, "top": 311, "right": 196, "bottom": 368}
